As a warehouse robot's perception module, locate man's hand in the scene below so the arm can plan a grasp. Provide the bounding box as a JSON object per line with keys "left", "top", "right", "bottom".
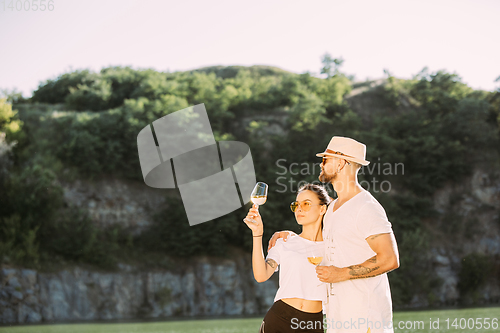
{"left": 267, "top": 230, "right": 296, "bottom": 251}
{"left": 316, "top": 265, "right": 346, "bottom": 283}
{"left": 317, "top": 233, "right": 399, "bottom": 283}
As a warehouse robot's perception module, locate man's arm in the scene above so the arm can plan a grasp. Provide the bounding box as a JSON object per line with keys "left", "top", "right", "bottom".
{"left": 316, "top": 232, "right": 399, "bottom": 283}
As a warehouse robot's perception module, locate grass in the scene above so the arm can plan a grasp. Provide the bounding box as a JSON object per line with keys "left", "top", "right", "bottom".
{"left": 0, "top": 307, "right": 498, "bottom": 333}
{"left": 392, "top": 307, "right": 500, "bottom": 333}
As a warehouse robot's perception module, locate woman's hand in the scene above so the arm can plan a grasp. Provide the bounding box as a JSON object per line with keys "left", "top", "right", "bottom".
{"left": 243, "top": 204, "right": 263, "bottom": 236}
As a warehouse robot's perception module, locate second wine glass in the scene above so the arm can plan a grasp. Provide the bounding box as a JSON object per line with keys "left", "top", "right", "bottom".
{"left": 307, "top": 245, "right": 323, "bottom": 266}
{"left": 307, "top": 243, "right": 325, "bottom": 287}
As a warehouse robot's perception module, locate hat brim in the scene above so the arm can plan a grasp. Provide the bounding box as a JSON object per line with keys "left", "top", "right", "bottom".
{"left": 316, "top": 152, "right": 370, "bottom": 166}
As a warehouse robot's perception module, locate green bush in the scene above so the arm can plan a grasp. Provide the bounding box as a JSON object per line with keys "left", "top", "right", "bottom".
{"left": 0, "top": 163, "right": 63, "bottom": 267}
{"left": 139, "top": 194, "right": 231, "bottom": 257}
{"left": 0, "top": 214, "right": 40, "bottom": 267}
{"left": 0, "top": 162, "right": 117, "bottom": 268}
{"left": 32, "top": 69, "right": 97, "bottom": 104}
{"left": 38, "top": 204, "right": 114, "bottom": 266}
{"left": 0, "top": 98, "right": 24, "bottom": 143}
{"left": 457, "top": 253, "right": 493, "bottom": 299}
{"left": 389, "top": 228, "right": 441, "bottom": 306}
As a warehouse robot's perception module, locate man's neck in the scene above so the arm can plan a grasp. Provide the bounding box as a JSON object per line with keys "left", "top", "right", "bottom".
{"left": 334, "top": 176, "right": 363, "bottom": 203}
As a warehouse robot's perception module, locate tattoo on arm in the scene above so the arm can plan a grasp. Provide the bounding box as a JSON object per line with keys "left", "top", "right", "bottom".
{"left": 266, "top": 259, "right": 277, "bottom": 269}
{"left": 347, "top": 264, "right": 380, "bottom": 277}
{"left": 347, "top": 256, "right": 382, "bottom": 279}
{"left": 349, "top": 274, "right": 381, "bottom": 280}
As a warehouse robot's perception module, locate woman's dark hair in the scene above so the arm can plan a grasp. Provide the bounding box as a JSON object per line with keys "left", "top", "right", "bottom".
{"left": 297, "top": 183, "right": 332, "bottom": 206}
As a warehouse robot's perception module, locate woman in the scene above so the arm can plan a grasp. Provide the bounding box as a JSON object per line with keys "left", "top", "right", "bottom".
{"left": 244, "top": 183, "right": 332, "bottom": 333}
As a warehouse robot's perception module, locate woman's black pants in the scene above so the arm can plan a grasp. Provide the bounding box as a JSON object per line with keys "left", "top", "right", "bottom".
{"left": 259, "top": 300, "right": 324, "bottom": 332}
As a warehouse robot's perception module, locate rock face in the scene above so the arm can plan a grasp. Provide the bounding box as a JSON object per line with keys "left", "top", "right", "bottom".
{"left": 0, "top": 257, "right": 278, "bottom": 324}
{"left": 61, "top": 177, "right": 167, "bottom": 234}
{"left": 428, "top": 168, "right": 500, "bottom": 307}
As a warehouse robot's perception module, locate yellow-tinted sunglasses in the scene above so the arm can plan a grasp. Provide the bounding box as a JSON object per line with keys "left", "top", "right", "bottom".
{"left": 290, "top": 201, "right": 322, "bottom": 212}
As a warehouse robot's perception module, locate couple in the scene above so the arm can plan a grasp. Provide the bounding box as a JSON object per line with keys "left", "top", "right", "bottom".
{"left": 243, "top": 136, "right": 400, "bottom": 333}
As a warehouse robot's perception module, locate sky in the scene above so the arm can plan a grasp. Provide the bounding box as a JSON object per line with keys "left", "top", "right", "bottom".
{"left": 0, "top": 0, "right": 499, "bottom": 97}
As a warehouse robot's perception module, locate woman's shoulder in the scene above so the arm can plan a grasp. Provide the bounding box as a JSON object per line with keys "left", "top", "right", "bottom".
{"left": 271, "top": 237, "right": 286, "bottom": 250}
{"left": 293, "top": 234, "right": 324, "bottom": 243}
{"left": 273, "top": 234, "right": 299, "bottom": 249}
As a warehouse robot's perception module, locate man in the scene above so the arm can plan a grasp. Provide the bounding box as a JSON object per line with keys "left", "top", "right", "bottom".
{"left": 269, "top": 136, "right": 399, "bottom": 333}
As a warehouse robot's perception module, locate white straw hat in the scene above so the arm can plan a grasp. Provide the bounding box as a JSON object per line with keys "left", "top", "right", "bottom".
{"left": 316, "top": 136, "right": 370, "bottom": 166}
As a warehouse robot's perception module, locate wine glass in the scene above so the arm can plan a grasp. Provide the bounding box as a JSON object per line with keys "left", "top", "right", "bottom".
{"left": 250, "top": 182, "right": 268, "bottom": 206}
{"left": 244, "top": 182, "right": 268, "bottom": 224}
{"left": 307, "top": 244, "right": 325, "bottom": 287}
{"left": 307, "top": 246, "right": 323, "bottom": 266}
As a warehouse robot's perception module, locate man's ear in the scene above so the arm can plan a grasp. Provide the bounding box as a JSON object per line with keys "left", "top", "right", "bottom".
{"left": 340, "top": 159, "right": 351, "bottom": 172}
{"left": 341, "top": 159, "right": 348, "bottom": 169}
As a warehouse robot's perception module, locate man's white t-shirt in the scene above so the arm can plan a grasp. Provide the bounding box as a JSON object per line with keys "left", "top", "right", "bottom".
{"left": 266, "top": 234, "right": 327, "bottom": 304}
{"left": 323, "top": 189, "right": 394, "bottom": 333}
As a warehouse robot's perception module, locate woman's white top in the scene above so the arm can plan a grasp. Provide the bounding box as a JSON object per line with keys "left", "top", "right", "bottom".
{"left": 266, "top": 234, "right": 327, "bottom": 303}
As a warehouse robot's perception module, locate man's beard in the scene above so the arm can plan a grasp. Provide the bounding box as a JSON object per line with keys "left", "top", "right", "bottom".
{"left": 319, "top": 169, "right": 337, "bottom": 184}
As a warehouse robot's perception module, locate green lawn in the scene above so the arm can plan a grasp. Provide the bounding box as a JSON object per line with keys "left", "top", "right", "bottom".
{"left": 392, "top": 307, "right": 500, "bottom": 333}
{"left": 0, "top": 307, "right": 498, "bottom": 333}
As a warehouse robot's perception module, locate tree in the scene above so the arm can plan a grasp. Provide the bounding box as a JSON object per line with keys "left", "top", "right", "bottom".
{"left": 0, "top": 88, "right": 26, "bottom": 104}
{"left": 0, "top": 98, "right": 23, "bottom": 137}
{"left": 320, "top": 53, "right": 344, "bottom": 78}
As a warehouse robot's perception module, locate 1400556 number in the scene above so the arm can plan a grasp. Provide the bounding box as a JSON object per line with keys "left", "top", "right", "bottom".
{"left": 445, "top": 318, "right": 498, "bottom": 330}
{"left": 1, "top": 0, "right": 55, "bottom": 11}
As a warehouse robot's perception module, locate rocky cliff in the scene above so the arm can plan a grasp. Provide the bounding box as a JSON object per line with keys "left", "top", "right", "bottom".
{"left": 428, "top": 168, "right": 500, "bottom": 307}
{"left": 1, "top": 256, "right": 277, "bottom": 324}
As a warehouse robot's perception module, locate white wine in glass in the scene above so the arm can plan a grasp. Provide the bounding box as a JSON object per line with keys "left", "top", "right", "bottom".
{"left": 307, "top": 256, "right": 323, "bottom": 266}
{"left": 307, "top": 246, "right": 324, "bottom": 287}
{"left": 251, "top": 195, "right": 267, "bottom": 205}
{"left": 245, "top": 182, "right": 268, "bottom": 224}
{"left": 250, "top": 182, "right": 268, "bottom": 206}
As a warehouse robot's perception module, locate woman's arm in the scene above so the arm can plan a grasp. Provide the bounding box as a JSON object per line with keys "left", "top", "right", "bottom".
{"left": 243, "top": 204, "right": 277, "bottom": 283}
{"left": 251, "top": 235, "right": 277, "bottom": 283}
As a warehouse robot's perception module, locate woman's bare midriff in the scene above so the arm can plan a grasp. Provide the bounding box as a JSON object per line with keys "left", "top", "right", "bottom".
{"left": 281, "top": 298, "right": 322, "bottom": 313}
